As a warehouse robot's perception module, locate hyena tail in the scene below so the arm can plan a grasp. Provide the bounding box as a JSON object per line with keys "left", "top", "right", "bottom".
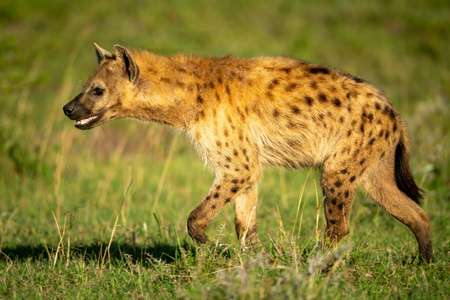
{"left": 395, "top": 121, "right": 424, "bottom": 205}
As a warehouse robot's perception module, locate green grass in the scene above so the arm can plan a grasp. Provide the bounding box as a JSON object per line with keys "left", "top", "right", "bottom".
{"left": 1, "top": 0, "right": 449, "bottom": 298}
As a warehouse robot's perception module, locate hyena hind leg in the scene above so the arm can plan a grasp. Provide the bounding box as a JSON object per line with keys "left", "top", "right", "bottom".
{"left": 320, "top": 163, "right": 359, "bottom": 248}
{"left": 361, "top": 158, "right": 432, "bottom": 263}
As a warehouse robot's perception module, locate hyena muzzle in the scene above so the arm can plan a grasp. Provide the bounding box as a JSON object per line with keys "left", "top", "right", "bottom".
{"left": 63, "top": 44, "right": 432, "bottom": 263}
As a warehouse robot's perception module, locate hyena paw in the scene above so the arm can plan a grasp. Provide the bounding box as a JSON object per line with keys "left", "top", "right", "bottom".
{"left": 187, "top": 218, "right": 209, "bottom": 244}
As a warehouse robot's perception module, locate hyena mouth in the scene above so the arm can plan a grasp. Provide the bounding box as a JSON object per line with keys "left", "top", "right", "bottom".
{"left": 75, "top": 115, "right": 100, "bottom": 129}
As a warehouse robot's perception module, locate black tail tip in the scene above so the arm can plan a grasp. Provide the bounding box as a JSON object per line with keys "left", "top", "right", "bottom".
{"left": 395, "top": 141, "right": 424, "bottom": 205}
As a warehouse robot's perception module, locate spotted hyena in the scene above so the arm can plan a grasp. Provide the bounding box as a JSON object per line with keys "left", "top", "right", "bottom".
{"left": 63, "top": 44, "right": 432, "bottom": 263}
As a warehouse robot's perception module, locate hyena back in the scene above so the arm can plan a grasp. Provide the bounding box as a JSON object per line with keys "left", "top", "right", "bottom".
{"left": 63, "top": 44, "right": 432, "bottom": 263}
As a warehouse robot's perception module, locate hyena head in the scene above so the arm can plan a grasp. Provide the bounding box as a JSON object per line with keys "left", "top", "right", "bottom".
{"left": 63, "top": 43, "right": 139, "bottom": 130}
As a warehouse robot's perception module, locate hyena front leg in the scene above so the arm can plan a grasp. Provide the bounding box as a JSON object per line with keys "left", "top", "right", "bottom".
{"left": 187, "top": 181, "right": 227, "bottom": 244}
{"left": 234, "top": 182, "right": 259, "bottom": 248}
{"left": 187, "top": 167, "right": 262, "bottom": 245}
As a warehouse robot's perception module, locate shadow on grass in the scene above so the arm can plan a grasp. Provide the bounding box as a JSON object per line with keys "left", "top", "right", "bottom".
{"left": 0, "top": 241, "right": 193, "bottom": 264}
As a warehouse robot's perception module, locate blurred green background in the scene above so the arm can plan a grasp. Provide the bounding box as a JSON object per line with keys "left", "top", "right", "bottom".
{"left": 0, "top": 0, "right": 449, "bottom": 298}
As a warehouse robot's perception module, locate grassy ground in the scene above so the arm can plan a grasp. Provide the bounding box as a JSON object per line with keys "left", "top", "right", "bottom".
{"left": 1, "top": 0, "right": 449, "bottom": 298}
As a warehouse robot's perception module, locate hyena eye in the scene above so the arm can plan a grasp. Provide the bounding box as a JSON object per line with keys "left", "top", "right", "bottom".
{"left": 92, "top": 88, "right": 104, "bottom": 96}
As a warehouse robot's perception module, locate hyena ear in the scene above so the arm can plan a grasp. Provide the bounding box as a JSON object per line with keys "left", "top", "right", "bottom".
{"left": 114, "top": 44, "right": 140, "bottom": 83}
{"left": 93, "top": 43, "right": 112, "bottom": 64}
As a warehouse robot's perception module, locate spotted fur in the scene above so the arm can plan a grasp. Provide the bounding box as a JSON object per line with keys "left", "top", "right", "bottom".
{"left": 63, "top": 44, "right": 432, "bottom": 263}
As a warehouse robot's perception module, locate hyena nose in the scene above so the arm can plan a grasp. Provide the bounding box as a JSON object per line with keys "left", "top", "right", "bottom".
{"left": 63, "top": 104, "right": 74, "bottom": 117}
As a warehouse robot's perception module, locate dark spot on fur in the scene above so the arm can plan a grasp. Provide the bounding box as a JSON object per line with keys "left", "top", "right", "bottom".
{"left": 346, "top": 74, "right": 365, "bottom": 83}
{"left": 231, "top": 179, "right": 239, "bottom": 184}
{"left": 340, "top": 168, "right": 348, "bottom": 174}
{"left": 291, "top": 105, "right": 300, "bottom": 114}
{"left": 233, "top": 149, "right": 239, "bottom": 156}
{"left": 231, "top": 186, "right": 239, "bottom": 193}
{"left": 267, "top": 79, "right": 278, "bottom": 90}
{"left": 216, "top": 185, "right": 221, "bottom": 190}
{"left": 286, "top": 83, "right": 297, "bottom": 92}
{"left": 309, "top": 67, "right": 330, "bottom": 75}
{"left": 360, "top": 124, "right": 365, "bottom": 133}
{"left": 175, "top": 81, "right": 185, "bottom": 88}
{"left": 213, "top": 193, "right": 219, "bottom": 198}
{"left": 339, "top": 116, "right": 344, "bottom": 123}
{"left": 350, "top": 176, "right": 356, "bottom": 182}
{"left": 318, "top": 93, "right": 327, "bottom": 102}
{"left": 226, "top": 85, "right": 231, "bottom": 94}
{"left": 216, "top": 140, "right": 222, "bottom": 147}
{"left": 375, "top": 102, "right": 381, "bottom": 110}
{"left": 383, "top": 105, "right": 396, "bottom": 120}
{"left": 338, "top": 203, "right": 344, "bottom": 210}
{"left": 334, "top": 181, "right": 343, "bottom": 188}
{"left": 281, "top": 67, "right": 291, "bottom": 74}
{"left": 330, "top": 188, "right": 335, "bottom": 194}
{"left": 368, "top": 138, "right": 375, "bottom": 146}
{"left": 224, "top": 129, "right": 229, "bottom": 137}
{"left": 331, "top": 199, "right": 337, "bottom": 205}
{"left": 206, "top": 195, "right": 211, "bottom": 201}
{"left": 244, "top": 164, "right": 249, "bottom": 170}
{"left": 362, "top": 110, "right": 374, "bottom": 123}
{"left": 310, "top": 81, "right": 318, "bottom": 90}
{"left": 360, "top": 168, "right": 367, "bottom": 175}
{"left": 393, "top": 123, "right": 398, "bottom": 132}
{"left": 330, "top": 220, "right": 337, "bottom": 225}
{"left": 197, "top": 95, "right": 204, "bottom": 104}
{"left": 344, "top": 191, "right": 349, "bottom": 198}
{"left": 226, "top": 156, "right": 232, "bottom": 162}
{"left": 225, "top": 198, "right": 231, "bottom": 203}
{"left": 328, "top": 208, "right": 333, "bottom": 214}
{"left": 332, "top": 98, "right": 341, "bottom": 107}
{"left": 273, "top": 109, "right": 279, "bottom": 118}
{"left": 304, "top": 96, "right": 314, "bottom": 106}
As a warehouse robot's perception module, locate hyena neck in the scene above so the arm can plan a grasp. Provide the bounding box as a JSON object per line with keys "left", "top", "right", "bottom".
{"left": 129, "top": 51, "right": 214, "bottom": 131}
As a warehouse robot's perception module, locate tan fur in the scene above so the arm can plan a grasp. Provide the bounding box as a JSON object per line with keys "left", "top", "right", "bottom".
{"left": 63, "top": 44, "right": 432, "bottom": 263}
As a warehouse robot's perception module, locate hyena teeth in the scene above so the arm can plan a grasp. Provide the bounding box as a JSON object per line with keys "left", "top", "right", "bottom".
{"left": 76, "top": 115, "right": 98, "bottom": 125}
